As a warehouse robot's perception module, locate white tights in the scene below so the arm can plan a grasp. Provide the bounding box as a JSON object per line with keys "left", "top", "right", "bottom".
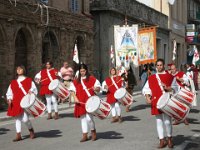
{"left": 111, "top": 102, "right": 121, "bottom": 117}
{"left": 15, "top": 112, "right": 32, "bottom": 133}
{"left": 45, "top": 94, "right": 58, "bottom": 113}
{"left": 156, "top": 113, "right": 172, "bottom": 139}
{"left": 81, "top": 113, "right": 95, "bottom": 133}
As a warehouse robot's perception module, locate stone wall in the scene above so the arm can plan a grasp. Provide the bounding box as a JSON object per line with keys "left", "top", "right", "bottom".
{"left": 0, "top": 0, "right": 94, "bottom": 97}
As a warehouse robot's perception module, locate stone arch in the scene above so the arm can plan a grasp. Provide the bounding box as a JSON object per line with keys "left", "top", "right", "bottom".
{"left": 0, "top": 25, "right": 8, "bottom": 94}
{"left": 42, "top": 30, "right": 60, "bottom": 68}
{"left": 14, "top": 27, "right": 34, "bottom": 77}
{"left": 75, "top": 35, "right": 86, "bottom": 64}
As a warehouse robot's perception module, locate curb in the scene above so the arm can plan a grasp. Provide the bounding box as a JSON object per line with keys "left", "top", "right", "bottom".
{"left": 0, "top": 92, "right": 142, "bottom": 122}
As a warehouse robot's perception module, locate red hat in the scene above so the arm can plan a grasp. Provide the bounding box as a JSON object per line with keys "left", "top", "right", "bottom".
{"left": 167, "top": 63, "right": 173, "bottom": 67}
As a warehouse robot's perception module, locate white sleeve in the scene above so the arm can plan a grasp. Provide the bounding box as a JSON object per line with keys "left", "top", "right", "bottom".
{"left": 101, "top": 81, "right": 108, "bottom": 92}
{"left": 142, "top": 80, "right": 152, "bottom": 96}
{"left": 30, "top": 81, "right": 38, "bottom": 95}
{"left": 35, "top": 71, "right": 41, "bottom": 80}
{"left": 182, "top": 74, "right": 189, "bottom": 85}
{"left": 68, "top": 82, "right": 76, "bottom": 93}
{"left": 6, "top": 85, "right": 13, "bottom": 100}
{"left": 94, "top": 79, "right": 101, "bottom": 88}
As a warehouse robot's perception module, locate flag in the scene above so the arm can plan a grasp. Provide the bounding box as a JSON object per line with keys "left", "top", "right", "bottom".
{"left": 192, "top": 45, "right": 199, "bottom": 65}
{"left": 110, "top": 45, "right": 115, "bottom": 67}
{"left": 73, "top": 44, "right": 79, "bottom": 64}
{"left": 172, "top": 39, "right": 177, "bottom": 61}
{"left": 168, "top": 0, "right": 176, "bottom": 5}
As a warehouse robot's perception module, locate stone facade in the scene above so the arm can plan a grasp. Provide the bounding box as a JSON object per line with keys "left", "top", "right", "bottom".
{"left": 90, "top": 0, "right": 169, "bottom": 90}
{"left": 0, "top": 0, "right": 94, "bottom": 96}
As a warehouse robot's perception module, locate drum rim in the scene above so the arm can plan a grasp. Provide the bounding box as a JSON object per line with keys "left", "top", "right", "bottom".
{"left": 157, "top": 93, "right": 170, "bottom": 109}
{"left": 48, "top": 79, "right": 59, "bottom": 90}
{"left": 86, "top": 96, "right": 101, "bottom": 113}
{"left": 20, "top": 93, "right": 36, "bottom": 108}
{"left": 114, "top": 88, "right": 126, "bottom": 99}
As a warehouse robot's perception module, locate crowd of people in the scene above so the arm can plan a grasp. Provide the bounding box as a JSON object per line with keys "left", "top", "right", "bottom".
{"left": 5, "top": 59, "right": 198, "bottom": 149}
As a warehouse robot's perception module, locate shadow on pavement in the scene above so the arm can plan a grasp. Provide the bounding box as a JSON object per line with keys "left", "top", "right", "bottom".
{"left": 173, "top": 135, "right": 200, "bottom": 150}
{"left": 97, "top": 131, "right": 124, "bottom": 139}
{"left": 59, "top": 113, "right": 74, "bottom": 118}
{"left": 130, "top": 104, "right": 150, "bottom": 112}
{"left": 188, "top": 118, "right": 200, "bottom": 124}
{"left": 190, "top": 109, "right": 200, "bottom": 114}
{"left": 0, "top": 128, "right": 10, "bottom": 135}
{"left": 122, "top": 115, "right": 141, "bottom": 122}
{"left": 191, "top": 129, "right": 200, "bottom": 133}
{"left": 27, "top": 130, "right": 63, "bottom": 138}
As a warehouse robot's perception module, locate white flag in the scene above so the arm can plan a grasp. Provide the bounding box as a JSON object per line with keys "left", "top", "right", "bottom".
{"left": 168, "top": 0, "right": 175, "bottom": 5}
{"left": 110, "top": 45, "right": 115, "bottom": 66}
{"left": 73, "top": 44, "right": 79, "bottom": 64}
{"left": 192, "top": 45, "right": 199, "bottom": 65}
{"left": 172, "top": 40, "right": 177, "bottom": 61}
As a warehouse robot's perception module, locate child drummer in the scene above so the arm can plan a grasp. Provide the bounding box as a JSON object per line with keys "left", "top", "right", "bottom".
{"left": 71, "top": 64, "right": 101, "bottom": 142}
{"left": 6, "top": 65, "right": 38, "bottom": 142}
{"left": 35, "top": 61, "right": 61, "bottom": 120}
{"left": 102, "top": 67, "right": 123, "bottom": 123}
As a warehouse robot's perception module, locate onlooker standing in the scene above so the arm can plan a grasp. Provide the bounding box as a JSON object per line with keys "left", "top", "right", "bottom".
{"left": 60, "top": 61, "right": 74, "bottom": 88}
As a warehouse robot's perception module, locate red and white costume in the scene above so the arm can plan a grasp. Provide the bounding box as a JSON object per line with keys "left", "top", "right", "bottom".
{"left": 6, "top": 76, "right": 38, "bottom": 133}
{"left": 102, "top": 76, "right": 123, "bottom": 117}
{"left": 73, "top": 76, "right": 101, "bottom": 133}
{"left": 35, "top": 68, "right": 61, "bottom": 113}
{"left": 142, "top": 71, "right": 174, "bottom": 139}
{"left": 171, "top": 71, "right": 189, "bottom": 92}
{"left": 186, "top": 67, "right": 197, "bottom": 106}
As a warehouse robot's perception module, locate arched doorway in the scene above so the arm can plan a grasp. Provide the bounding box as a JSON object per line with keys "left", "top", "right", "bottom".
{"left": 15, "top": 29, "right": 27, "bottom": 68}
{"left": 42, "top": 31, "right": 59, "bottom": 67}
{"left": 14, "top": 28, "right": 34, "bottom": 77}
{"left": 0, "top": 28, "right": 6, "bottom": 96}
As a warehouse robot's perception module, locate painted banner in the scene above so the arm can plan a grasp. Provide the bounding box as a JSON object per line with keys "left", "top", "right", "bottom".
{"left": 138, "top": 27, "right": 157, "bottom": 64}
{"left": 114, "top": 25, "right": 138, "bottom": 68}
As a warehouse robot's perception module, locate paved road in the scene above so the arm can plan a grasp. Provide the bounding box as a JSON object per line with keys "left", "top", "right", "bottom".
{"left": 0, "top": 95, "right": 200, "bottom": 150}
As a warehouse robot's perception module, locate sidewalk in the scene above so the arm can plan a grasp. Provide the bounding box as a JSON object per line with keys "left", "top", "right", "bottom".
{"left": 0, "top": 91, "right": 142, "bottom": 122}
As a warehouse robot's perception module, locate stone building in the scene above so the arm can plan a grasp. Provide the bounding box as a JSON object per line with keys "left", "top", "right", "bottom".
{"left": 90, "top": 0, "right": 169, "bottom": 90}
{"left": 0, "top": 0, "right": 93, "bottom": 97}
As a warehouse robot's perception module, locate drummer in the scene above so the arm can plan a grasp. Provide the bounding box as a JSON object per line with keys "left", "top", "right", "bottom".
{"left": 170, "top": 64, "right": 190, "bottom": 125}
{"left": 102, "top": 67, "right": 123, "bottom": 123}
{"left": 142, "top": 58, "right": 174, "bottom": 148}
{"left": 35, "top": 61, "right": 61, "bottom": 120}
{"left": 72, "top": 63, "right": 101, "bottom": 142}
{"left": 6, "top": 65, "right": 38, "bottom": 142}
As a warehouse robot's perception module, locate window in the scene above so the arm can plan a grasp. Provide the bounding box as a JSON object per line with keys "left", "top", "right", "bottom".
{"left": 71, "top": 0, "right": 78, "bottom": 13}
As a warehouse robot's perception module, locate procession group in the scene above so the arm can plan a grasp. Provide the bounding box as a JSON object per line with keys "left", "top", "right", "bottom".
{"left": 5, "top": 58, "right": 197, "bottom": 149}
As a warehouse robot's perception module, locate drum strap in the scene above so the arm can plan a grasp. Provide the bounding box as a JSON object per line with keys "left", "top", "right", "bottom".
{"left": 81, "top": 78, "right": 91, "bottom": 97}
{"left": 17, "top": 80, "right": 27, "bottom": 96}
{"left": 47, "top": 69, "right": 53, "bottom": 81}
{"left": 111, "top": 77, "right": 119, "bottom": 90}
{"left": 155, "top": 74, "right": 165, "bottom": 94}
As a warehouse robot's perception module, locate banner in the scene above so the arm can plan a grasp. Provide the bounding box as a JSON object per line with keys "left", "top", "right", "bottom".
{"left": 138, "top": 27, "right": 157, "bottom": 64}
{"left": 114, "top": 25, "right": 138, "bottom": 68}
{"left": 73, "top": 43, "right": 79, "bottom": 64}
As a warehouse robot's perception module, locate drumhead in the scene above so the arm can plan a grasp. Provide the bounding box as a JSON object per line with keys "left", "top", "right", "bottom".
{"left": 86, "top": 96, "right": 100, "bottom": 113}
{"left": 157, "top": 93, "right": 170, "bottom": 109}
{"left": 48, "top": 79, "right": 59, "bottom": 90}
{"left": 114, "top": 88, "right": 126, "bottom": 99}
{"left": 20, "top": 93, "right": 35, "bottom": 108}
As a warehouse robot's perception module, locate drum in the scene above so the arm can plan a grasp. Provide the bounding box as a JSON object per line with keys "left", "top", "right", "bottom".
{"left": 85, "top": 96, "right": 111, "bottom": 120}
{"left": 114, "top": 88, "right": 133, "bottom": 106}
{"left": 48, "top": 79, "right": 70, "bottom": 100}
{"left": 173, "top": 88, "right": 194, "bottom": 107}
{"left": 157, "top": 93, "right": 190, "bottom": 122}
{"left": 20, "top": 93, "right": 46, "bottom": 118}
